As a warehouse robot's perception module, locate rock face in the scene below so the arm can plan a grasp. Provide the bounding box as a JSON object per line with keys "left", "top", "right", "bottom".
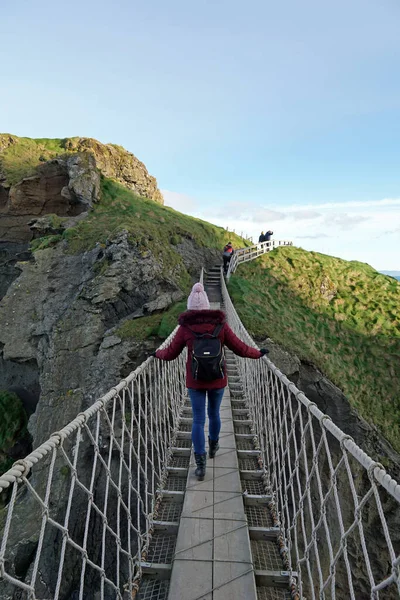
{"left": 0, "top": 228, "right": 220, "bottom": 598}
{"left": 0, "top": 135, "right": 164, "bottom": 243}
{"left": 64, "top": 137, "right": 164, "bottom": 204}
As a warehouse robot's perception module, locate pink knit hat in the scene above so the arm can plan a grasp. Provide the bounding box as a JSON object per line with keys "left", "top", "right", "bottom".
{"left": 187, "top": 282, "right": 210, "bottom": 310}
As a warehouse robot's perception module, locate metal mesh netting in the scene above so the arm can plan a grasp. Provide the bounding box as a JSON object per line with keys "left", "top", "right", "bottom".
{"left": 174, "top": 438, "right": 192, "bottom": 449}
{"left": 256, "top": 588, "right": 292, "bottom": 600}
{"left": 242, "top": 479, "right": 266, "bottom": 495}
{"left": 236, "top": 437, "right": 256, "bottom": 450}
{"left": 239, "top": 457, "right": 261, "bottom": 471}
{"left": 169, "top": 455, "right": 190, "bottom": 469}
{"left": 162, "top": 475, "right": 187, "bottom": 492}
{"left": 179, "top": 423, "right": 192, "bottom": 432}
{"left": 234, "top": 424, "right": 252, "bottom": 434}
{"left": 221, "top": 275, "right": 400, "bottom": 599}
{"left": 154, "top": 499, "right": 183, "bottom": 523}
{"left": 137, "top": 578, "right": 170, "bottom": 600}
{"left": 245, "top": 505, "right": 274, "bottom": 528}
{"left": 146, "top": 532, "right": 176, "bottom": 563}
{"left": 233, "top": 413, "right": 251, "bottom": 421}
{"left": 251, "top": 539, "right": 284, "bottom": 570}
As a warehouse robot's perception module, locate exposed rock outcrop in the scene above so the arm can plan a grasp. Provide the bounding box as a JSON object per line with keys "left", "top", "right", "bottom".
{"left": 0, "top": 227, "right": 220, "bottom": 598}
{"left": 64, "top": 137, "right": 164, "bottom": 204}
{"left": 0, "top": 154, "right": 99, "bottom": 242}
{"left": 0, "top": 135, "right": 164, "bottom": 243}
{"left": 0, "top": 242, "right": 30, "bottom": 300}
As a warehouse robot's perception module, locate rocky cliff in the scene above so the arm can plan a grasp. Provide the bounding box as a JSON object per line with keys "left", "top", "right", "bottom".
{"left": 0, "top": 140, "right": 247, "bottom": 477}
{"left": 0, "top": 136, "right": 244, "bottom": 599}
{"left": 0, "top": 134, "right": 164, "bottom": 243}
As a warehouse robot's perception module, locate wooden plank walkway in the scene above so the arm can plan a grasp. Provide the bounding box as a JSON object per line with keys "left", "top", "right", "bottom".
{"left": 167, "top": 387, "right": 257, "bottom": 600}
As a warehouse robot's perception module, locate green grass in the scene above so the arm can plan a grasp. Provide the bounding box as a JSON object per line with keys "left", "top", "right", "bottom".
{"left": 63, "top": 177, "right": 249, "bottom": 253}
{"left": 0, "top": 136, "right": 67, "bottom": 185}
{"left": 229, "top": 246, "right": 400, "bottom": 451}
{"left": 31, "top": 233, "right": 63, "bottom": 252}
{"left": 36, "top": 177, "right": 249, "bottom": 292}
{"left": 0, "top": 391, "right": 28, "bottom": 476}
{"left": 117, "top": 301, "right": 187, "bottom": 340}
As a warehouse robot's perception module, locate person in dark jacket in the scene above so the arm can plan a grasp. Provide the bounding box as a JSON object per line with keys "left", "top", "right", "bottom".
{"left": 154, "top": 282, "right": 267, "bottom": 480}
{"left": 258, "top": 231, "right": 265, "bottom": 243}
{"left": 264, "top": 230, "right": 273, "bottom": 241}
{"left": 222, "top": 242, "right": 234, "bottom": 274}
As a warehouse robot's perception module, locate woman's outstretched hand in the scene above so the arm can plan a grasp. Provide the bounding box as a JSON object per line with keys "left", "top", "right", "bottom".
{"left": 259, "top": 348, "right": 269, "bottom": 356}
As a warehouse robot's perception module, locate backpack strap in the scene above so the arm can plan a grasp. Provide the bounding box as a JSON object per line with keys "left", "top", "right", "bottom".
{"left": 212, "top": 324, "right": 223, "bottom": 338}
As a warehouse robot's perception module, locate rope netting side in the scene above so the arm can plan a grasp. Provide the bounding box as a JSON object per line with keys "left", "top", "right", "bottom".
{"left": 0, "top": 327, "right": 187, "bottom": 600}
{"left": 221, "top": 273, "right": 400, "bottom": 599}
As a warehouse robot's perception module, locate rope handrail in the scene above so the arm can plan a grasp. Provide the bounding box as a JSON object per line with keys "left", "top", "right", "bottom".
{"left": 221, "top": 271, "right": 400, "bottom": 598}
{"left": 0, "top": 319, "right": 186, "bottom": 599}
{"left": 1, "top": 264, "right": 399, "bottom": 599}
{"left": 0, "top": 325, "right": 178, "bottom": 493}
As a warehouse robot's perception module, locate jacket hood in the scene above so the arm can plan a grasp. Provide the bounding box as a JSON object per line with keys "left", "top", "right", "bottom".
{"left": 179, "top": 309, "right": 226, "bottom": 326}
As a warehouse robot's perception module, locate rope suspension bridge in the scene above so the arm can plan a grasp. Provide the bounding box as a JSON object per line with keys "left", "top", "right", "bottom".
{"left": 0, "top": 240, "right": 399, "bottom": 600}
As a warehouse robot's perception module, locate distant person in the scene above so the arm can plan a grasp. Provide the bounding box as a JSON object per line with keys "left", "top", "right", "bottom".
{"left": 264, "top": 230, "right": 273, "bottom": 242}
{"left": 153, "top": 282, "right": 268, "bottom": 480}
{"left": 258, "top": 231, "right": 265, "bottom": 243}
{"left": 222, "top": 242, "right": 234, "bottom": 274}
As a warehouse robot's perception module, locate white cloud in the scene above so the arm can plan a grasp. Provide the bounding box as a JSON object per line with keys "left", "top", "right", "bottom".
{"left": 290, "top": 210, "right": 321, "bottom": 220}
{"left": 282, "top": 198, "right": 400, "bottom": 211}
{"left": 159, "top": 190, "right": 400, "bottom": 270}
{"left": 161, "top": 189, "right": 198, "bottom": 212}
{"left": 297, "top": 234, "right": 332, "bottom": 239}
{"left": 214, "top": 201, "right": 286, "bottom": 223}
{"left": 322, "top": 213, "right": 370, "bottom": 230}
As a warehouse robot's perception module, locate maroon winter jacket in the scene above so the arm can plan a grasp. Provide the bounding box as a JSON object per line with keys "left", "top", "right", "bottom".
{"left": 155, "top": 309, "right": 262, "bottom": 390}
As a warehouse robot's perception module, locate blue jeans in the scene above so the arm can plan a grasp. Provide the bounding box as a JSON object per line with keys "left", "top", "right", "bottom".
{"left": 188, "top": 388, "right": 225, "bottom": 454}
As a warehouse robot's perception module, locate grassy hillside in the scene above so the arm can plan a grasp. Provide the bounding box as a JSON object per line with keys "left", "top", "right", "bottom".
{"left": 117, "top": 301, "right": 187, "bottom": 340}
{"left": 229, "top": 246, "right": 400, "bottom": 451}
{"left": 0, "top": 135, "right": 68, "bottom": 184}
{"left": 62, "top": 178, "right": 248, "bottom": 254}
{"left": 30, "top": 177, "right": 249, "bottom": 334}
{"left": 33, "top": 177, "right": 248, "bottom": 260}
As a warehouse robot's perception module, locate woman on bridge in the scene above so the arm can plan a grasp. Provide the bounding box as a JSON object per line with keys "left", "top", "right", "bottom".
{"left": 154, "top": 282, "right": 267, "bottom": 480}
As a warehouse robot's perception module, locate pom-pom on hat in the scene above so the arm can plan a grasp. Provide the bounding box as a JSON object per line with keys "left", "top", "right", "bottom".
{"left": 187, "top": 282, "right": 210, "bottom": 311}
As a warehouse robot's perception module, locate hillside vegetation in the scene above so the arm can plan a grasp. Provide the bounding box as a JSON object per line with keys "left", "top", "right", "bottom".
{"left": 229, "top": 246, "right": 400, "bottom": 451}
{"left": 0, "top": 136, "right": 67, "bottom": 184}
{"left": 29, "top": 177, "right": 249, "bottom": 342}
{"left": 32, "top": 176, "right": 248, "bottom": 281}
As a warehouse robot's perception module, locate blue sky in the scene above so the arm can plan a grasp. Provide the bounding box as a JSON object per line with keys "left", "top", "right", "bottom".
{"left": 1, "top": 0, "right": 400, "bottom": 269}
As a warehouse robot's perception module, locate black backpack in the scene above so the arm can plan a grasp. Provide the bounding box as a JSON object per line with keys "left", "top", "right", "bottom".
{"left": 188, "top": 324, "right": 224, "bottom": 382}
